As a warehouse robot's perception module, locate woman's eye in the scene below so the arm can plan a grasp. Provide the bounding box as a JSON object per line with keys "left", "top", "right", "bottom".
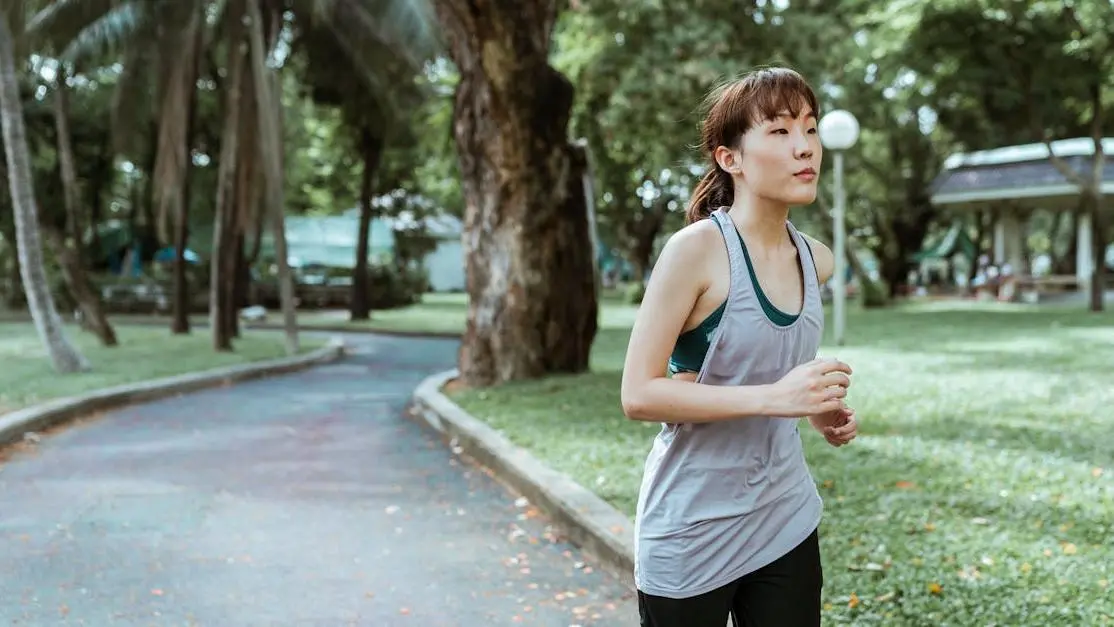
{"left": 807, "top": 128, "right": 818, "bottom": 134}
{"left": 772, "top": 128, "right": 789, "bottom": 135}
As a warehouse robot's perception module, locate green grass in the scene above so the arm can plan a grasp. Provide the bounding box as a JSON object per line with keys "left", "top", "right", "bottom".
{"left": 0, "top": 293, "right": 472, "bottom": 336}
{"left": 295, "top": 290, "right": 636, "bottom": 335}
{"left": 293, "top": 292, "right": 469, "bottom": 334}
{"left": 448, "top": 301, "right": 1114, "bottom": 626}
{"left": 0, "top": 323, "right": 323, "bottom": 415}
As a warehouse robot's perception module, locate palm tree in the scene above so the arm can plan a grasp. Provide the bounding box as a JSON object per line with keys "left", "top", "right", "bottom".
{"left": 0, "top": 7, "right": 88, "bottom": 373}
{"left": 28, "top": 0, "right": 208, "bottom": 336}
{"left": 293, "top": 19, "right": 427, "bottom": 321}
{"left": 28, "top": 0, "right": 438, "bottom": 354}
{"left": 48, "top": 66, "right": 118, "bottom": 346}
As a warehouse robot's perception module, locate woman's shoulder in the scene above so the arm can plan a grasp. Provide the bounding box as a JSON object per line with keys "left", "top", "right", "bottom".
{"left": 653, "top": 219, "right": 726, "bottom": 280}
{"left": 663, "top": 218, "right": 723, "bottom": 257}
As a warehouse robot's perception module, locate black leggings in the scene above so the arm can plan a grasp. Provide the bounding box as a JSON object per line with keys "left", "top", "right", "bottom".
{"left": 637, "top": 530, "right": 823, "bottom": 627}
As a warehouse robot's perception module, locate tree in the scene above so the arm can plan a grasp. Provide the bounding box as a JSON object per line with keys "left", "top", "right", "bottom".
{"left": 557, "top": 1, "right": 774, "bottom": 283}
{"left": 26, "top": 0, "right": 209, "bottom": 335}
{"left": 49, "top": 66, "right": 117, "bottom": 345}
{"left": 0, "top": 8, "right": 88, "bottom": 372}
{"left": 432, "top": 0, "right": 600, "bottom": 386}
{"left": 246, "top": 0, "right": 298, "bottom": 354}
{"left": 292, "top": 22, "right": 424, "bottom": 321}
{"left": 907, "top": 0, "right": 1114, "bottom": 311}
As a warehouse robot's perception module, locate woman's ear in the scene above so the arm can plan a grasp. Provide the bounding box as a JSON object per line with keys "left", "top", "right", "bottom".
{"left": 714, "top": 145, "right": 742, "bottom": 176}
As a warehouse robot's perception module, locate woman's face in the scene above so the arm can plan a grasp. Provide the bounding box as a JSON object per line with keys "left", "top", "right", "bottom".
{"left": 724, "top": 105, "right": 822, "bottom": 207}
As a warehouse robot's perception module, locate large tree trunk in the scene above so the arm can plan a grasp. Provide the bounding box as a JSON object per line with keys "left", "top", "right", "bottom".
{"left": 247, "top": 0, "right": 297, "bottom": 354}
{"left": 52, "top": 75, "right": 116, "bottom": 347}
{"left": 350, "top": 125, "right": 384, "bottom": 321}
{"left": 432, "top": 0, "right": 599, "bottom": 387}
{"left": 0, "top": 16, "right": 87, "bottom": 372}
{"left": 210, "top": 4, "right": 248, "bottom": 351}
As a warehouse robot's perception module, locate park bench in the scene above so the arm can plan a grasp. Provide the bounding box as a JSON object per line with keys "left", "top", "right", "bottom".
{"left": 1016, "top": 274, "right": 1080, "bottom": 303}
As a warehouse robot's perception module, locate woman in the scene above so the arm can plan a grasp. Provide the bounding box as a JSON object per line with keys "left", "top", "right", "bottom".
{"left": 620, "top": 67, "right": 859, "bottom": 627}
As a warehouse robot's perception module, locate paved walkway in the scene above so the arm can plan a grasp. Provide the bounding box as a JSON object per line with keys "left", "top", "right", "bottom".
{"left": 0, "top": 333, "right": 637, "bottom": 626}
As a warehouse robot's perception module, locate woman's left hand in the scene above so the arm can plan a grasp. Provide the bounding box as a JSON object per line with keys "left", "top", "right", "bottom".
{"left": 809, "top": 407, "right": 858, "bottom": 447}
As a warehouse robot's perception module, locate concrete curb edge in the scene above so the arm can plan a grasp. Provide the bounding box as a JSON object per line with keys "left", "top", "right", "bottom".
{"left": 0, "top": 338, "right": 347, "bottom": 449}
{"left": 410, "top": 368, "right": 637, "bottom": 590}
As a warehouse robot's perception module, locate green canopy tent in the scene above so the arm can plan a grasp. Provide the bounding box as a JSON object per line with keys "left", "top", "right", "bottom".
{"left": 912, "top": 223, "right": 978, "bottom": 263}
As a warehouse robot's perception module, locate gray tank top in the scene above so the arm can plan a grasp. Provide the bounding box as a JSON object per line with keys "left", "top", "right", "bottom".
{"left": 633, "top": 207, "right": 825, "bottom": 598}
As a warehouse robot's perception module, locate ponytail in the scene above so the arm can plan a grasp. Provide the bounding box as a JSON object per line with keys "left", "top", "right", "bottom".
{"left": 685, "top": 166, "right": 734, "bottom": 224}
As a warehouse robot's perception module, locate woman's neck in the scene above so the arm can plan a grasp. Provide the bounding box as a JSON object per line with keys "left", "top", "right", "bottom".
{"left": 727, "top": 194, "right": 792, "bottom": 250}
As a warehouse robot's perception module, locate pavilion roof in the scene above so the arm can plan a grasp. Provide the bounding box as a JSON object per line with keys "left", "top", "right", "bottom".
{"left": 930, "top": 137, "right": 1114, "bottom": 209}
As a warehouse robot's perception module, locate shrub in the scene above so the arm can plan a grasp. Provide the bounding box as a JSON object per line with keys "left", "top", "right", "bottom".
{"left": 624, "top": 281, "right": 646, "bottom": 305}
{"left": 860, "top": 277, "right": 889, "bottom": 308}
{"left": 369, "top": 263, "right": 429, "bottom": 309}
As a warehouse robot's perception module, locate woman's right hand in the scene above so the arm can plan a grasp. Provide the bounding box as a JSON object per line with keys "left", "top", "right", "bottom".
{"left": 767, "top": 358, "right": 853, "bottom": 417}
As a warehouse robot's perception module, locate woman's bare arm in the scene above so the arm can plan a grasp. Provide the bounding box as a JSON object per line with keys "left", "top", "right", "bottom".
{"left": 620, "top": 225, "right": 851, "bottom": 424}
{"left": 620, "top": 226, "right": 779, "bottom": 423}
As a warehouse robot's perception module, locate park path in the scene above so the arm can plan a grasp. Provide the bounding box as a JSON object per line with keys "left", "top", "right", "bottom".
{"left": 0, "top": 332, "right": 637, "bottom": 626}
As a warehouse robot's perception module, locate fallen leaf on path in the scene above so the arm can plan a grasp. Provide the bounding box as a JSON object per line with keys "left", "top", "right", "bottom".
{"left": 928, "top": 582, "right": 943, "bottom": 595}
{"left": 848, "top": 592, "right": 860, "bottom": 608}
{"left": 895, "top": 480, "right": 915, "bottom": 489}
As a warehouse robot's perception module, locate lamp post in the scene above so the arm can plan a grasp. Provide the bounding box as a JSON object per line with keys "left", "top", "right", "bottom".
{"left": 818, "top": 109, "right": 859, "bottom": 346}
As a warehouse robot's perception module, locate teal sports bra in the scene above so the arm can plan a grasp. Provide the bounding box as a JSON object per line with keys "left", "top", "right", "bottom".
{"left": 668, "top": 229, "right": 813, "bottom": 375}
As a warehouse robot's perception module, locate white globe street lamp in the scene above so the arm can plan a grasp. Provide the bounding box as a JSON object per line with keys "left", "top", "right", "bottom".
{"left": 818, "top": 110, "right": 860, "bottom": 346}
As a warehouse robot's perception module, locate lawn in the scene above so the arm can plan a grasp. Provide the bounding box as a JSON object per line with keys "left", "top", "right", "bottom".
{"left": 0, "top": 323, "right": 323, "bottom": 415}
{"left": 0, "top": 293, "right": 472, "bottom": 336}
{"left": 293, "top": 292, "right": 469, "bottom": 334}
{"left": 448, "top": 300, "right": 1114, "bottom": 626}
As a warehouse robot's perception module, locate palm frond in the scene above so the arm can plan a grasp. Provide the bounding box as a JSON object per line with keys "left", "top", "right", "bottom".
{"left": 27, "top": 0, "right": 130, "bottom": 54}
{"left": 55, "top": 2, "right": 148, "bottom": 61}
{"left": 304, "top": 0, "right": 440, "bottom": 69}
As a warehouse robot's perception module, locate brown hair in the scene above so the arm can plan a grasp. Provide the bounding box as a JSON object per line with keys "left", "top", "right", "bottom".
{"left": 685, "top": 67, "right": 820, "bottom": 224}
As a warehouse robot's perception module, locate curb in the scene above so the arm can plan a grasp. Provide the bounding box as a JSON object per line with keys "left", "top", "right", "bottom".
{"left": 0, "top": 339, "right": 347, "bottom": 449}
{"left": 410, "top": 369, "right": 637, "bottom": 590}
